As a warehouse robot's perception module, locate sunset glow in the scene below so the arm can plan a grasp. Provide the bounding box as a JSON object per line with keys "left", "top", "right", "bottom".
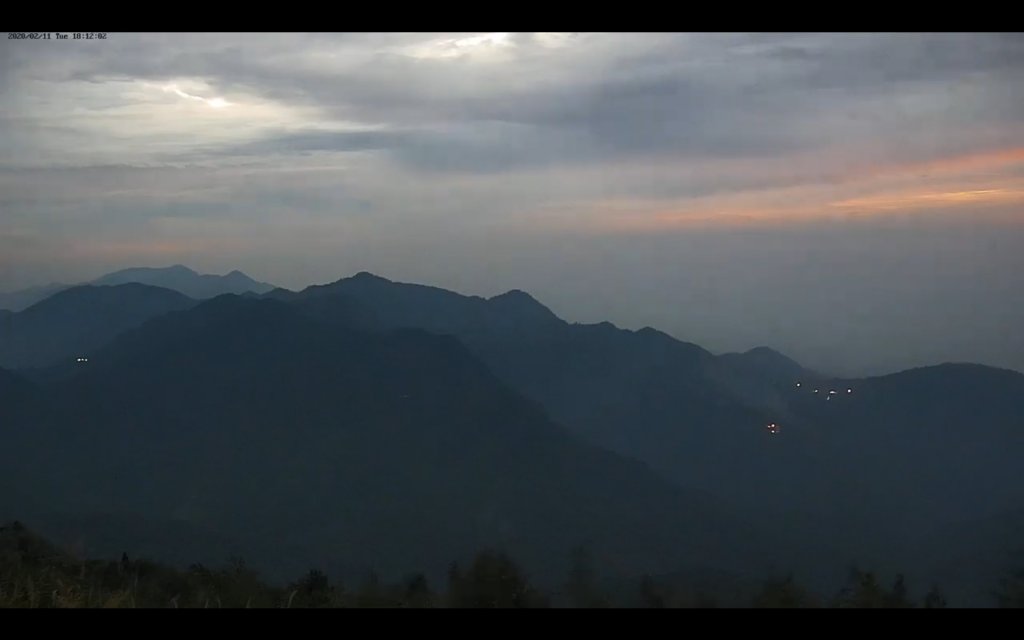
{"left": 2, "top": 33, "right": 1023, "bottom": 376}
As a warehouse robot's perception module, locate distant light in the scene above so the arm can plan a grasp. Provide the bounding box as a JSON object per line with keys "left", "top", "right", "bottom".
{"left": 829, "top": 390, "right": 836, "bottom": 395}
{"left": 796, "top": 382, "right": 801, "bottom": 387}
{"left": 847, "top": 389, "right": 852, "bottom": 393}
{"left": 814, "top": 389, "right": 819, "bottom": 393}
{"left": 76, "top": 357, "right": 88, "bottom": 363}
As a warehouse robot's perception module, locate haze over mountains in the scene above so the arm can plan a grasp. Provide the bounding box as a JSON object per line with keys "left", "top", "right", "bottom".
{"left": 1, "top": 266, "right": 1022, "bottom": 604}
{"left": 0, "top": 284, "right": 195, "bottom": 370}
{"left": 4, "top": 32, "right": 1022, "bottom": 607}
{"left": 0, "top": 291, "right": 780, "bottom": 588}
{"left": 0, "top": 265, "right": 274, "bottom": 312}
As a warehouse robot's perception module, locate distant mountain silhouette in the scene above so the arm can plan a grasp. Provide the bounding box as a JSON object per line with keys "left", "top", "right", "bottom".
{"left": 0, "top": 294, "right": 782, "bottom": 586}
{"left": 0, "top": 265, "right": 274, "bottom": 311}
{"left": 0, "top": 283, "right": 195, "bottom": 369}
{"left": 263, "top": 272, "right": 1024, "bottom": 601}
{"left": 718, "top": 346, "right": 812, "bottom": 384}
{"left": 784, "top": 363, "right": 1024, "bottom": 525}
{"left": 704, "top": 346, "right": 819, "bottom": 417}
{"left": 92, "top": 265, "right": 274, "bottom": 299}
{"left": 294, "top": 271, "right": 564, "bottom": 338}
{"left": 3, "top": 269, "right": 1022, "bottom": 602}
{"left": 276, "top": 275, "right": 869, "bottom": 523}
{"left": 0, "top": 283, "right": 69, "bottom": 312}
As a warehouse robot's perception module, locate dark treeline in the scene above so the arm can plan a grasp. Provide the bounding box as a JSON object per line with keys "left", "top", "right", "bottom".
{"left": 3, "top": 521, "right": 1022, "bottom": 608}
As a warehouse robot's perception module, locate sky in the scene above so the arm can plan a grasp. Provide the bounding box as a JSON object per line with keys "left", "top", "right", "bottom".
{"left": 1, "top": 32, "right": 1023, "bottom": 376}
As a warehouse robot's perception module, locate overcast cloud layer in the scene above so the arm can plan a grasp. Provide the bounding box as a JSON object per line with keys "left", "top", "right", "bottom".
{"left": 1, "top": 32, "right": 1023, "bottom": 375}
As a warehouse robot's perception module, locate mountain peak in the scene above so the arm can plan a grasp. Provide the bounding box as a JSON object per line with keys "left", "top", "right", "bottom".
{"left": 490, "top": 289, "right": 538, "bottom": 305}
{"left": 87, "top": 266, "right": 274, "bottom": 299}
{"left": 351, "top": 271, "right": 391, "bottom": 283}
{"left": 221, "top": 269, "right": 261, "bottom": 283}
{"left": 637, "top": 326, "right": 667, "bottom": 338}
{"left": 24, "top": 282, "right": 191, "bottom": 310}
{"left": 107, "top": 265, "right": 198, "bottom": 277}
{"left": 744, "top": 346, "right": 787, "bottom": 359}
{"left": 320, "top": 271, "right": 395, "bottom": 291}
{"left": 717, "top": 345, "right": 807, "bottom": 383}
{"left": 488, "top": 289, "right": 559, "bottom": 323}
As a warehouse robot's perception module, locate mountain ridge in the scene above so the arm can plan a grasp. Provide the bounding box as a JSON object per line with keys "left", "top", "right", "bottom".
{"left": 0, "top": 293, "right": 787, "bottom": 586}
{"left": 0, "top": 283, "right": 196, "bottom": 369}
{"left": 0, "top": 265, "right": 274, "bottom": 311}
{"left": 2, "top": 268, "right": 1022, "bottom": 602}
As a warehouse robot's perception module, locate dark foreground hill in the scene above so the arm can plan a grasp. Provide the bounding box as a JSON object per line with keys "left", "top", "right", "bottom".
{"left": 0, "top": 295, "right": 784, "bottom": 587}
{"left": 6, "top": 521, "right": 1006, "bottom": 607}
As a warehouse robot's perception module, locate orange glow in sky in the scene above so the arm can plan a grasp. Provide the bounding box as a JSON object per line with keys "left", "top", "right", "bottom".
{"left": 536, "top": 145, "right": 1024, "bottom": 233}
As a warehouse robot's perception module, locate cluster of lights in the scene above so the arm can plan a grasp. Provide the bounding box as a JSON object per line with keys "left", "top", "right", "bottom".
{"left": 76, "top": 357, "right": 89, "bottom": 363}
{"left": 766, "top": 422, "right": 780, "bottom": 435}
{"left": 796, "top": 382, "right": 853, "bottom": 398}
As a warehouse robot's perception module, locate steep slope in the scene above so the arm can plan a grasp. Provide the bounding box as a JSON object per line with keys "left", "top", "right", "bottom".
{"left": 0, "top": 295, "right": 783, "bottom": 586}
{"left": 0, "top": 284, "right": 196, "bottom": 369}
{"left": 287, "top": 274, "right": 740, "bottom": 448}
{"left": 280, "top": 275, "right": 891, "bottom": 528}
{"left": 272, "top": 273, "right": 1024, "bottom": 591}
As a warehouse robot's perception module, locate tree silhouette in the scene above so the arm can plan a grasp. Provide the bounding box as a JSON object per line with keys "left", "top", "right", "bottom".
{"left": 447, "top": 550, "right": 546, "bottom": 608}
{"left": 289, "top": 569, "right": 334, "bottom": 608}
{"left": 354, "top": 570, "right": 388, "bottom": 608}
{"left": 564, "top": 545, "right": 609, "bottom": 608}
{"left": 885, "top": 574, "right": 912, "bottom": 608}
{"left": 639, "top": 575, "right": 668, "bottom": 608}
{"left": 834, "top": 568, "right": 887, "bottom": 608}
{"left": 923, "top": 584, "right": 947, "bottom": 608}
{"left": 446, "top": 561, "right": 464, "bottom": 607}
{"left": 401, "top": 573, "right": 434, "bottom": 608}
{"left": 994, "top": 568, "right": 1024, "bottom": 608}
{"left": 752, "top": 574, "right": 815, "bottom": 608}
{"left": 833, "top": 568, "right": 915, "bottom": 608}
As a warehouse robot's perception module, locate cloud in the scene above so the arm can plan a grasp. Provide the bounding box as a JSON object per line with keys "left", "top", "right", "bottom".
{"left": 3, "top": 33, "right": 1024, "bottom": 373}
{"left": 3, "top": 33, "right": 1020, "bottom": 174}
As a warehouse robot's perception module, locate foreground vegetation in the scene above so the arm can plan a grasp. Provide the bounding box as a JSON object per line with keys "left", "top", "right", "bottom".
{"left": 2, "top": 521, "right": 1020, "bottom": 608}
